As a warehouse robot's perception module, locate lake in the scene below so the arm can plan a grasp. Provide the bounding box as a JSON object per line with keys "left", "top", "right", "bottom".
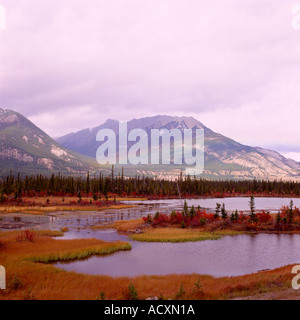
{"left": 55, "top": 232, "right": 300, "bottom": 278}
{"left": 1, "top": 197, "right": 299, "bottom": 231}
{"left": 2, "top": 197, "right": 300, "bottom": 278}
{"left": 53, "top": 197, "right": 300, "bottom": 278}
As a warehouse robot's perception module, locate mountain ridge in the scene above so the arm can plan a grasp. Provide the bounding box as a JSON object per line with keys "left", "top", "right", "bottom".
{"left": 57, "top": 114, "right": 300, "bottom": 181}
{"left": 0, "top": 108, "right": 101, "bottom": 176}
{"left": 1, "top": 108, "right": 299, "bottom": 180}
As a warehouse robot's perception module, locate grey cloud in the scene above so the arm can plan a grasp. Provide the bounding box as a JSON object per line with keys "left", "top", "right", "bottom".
{"left": 1, "top": 0, "right": 300, "bottom": 156}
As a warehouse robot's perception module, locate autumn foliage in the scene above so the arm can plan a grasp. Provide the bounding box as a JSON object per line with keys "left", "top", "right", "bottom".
{"left": 143, "top": 202, "right": 300, "bottom": 232}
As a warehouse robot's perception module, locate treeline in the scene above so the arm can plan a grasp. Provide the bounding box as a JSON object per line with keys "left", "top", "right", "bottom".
{"left": 1, "top": 170, "right": 300, "bottom": 198}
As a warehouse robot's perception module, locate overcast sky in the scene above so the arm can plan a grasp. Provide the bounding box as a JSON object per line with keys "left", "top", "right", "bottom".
{"left": 1, "top": 0, "right": 300, "bottom": 160}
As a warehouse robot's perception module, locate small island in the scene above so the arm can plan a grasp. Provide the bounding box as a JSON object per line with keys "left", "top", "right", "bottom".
{"left": 100, "top": 197, "right": 300, "bottom": 243}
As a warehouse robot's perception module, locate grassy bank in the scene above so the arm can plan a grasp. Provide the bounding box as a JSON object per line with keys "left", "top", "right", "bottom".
{"left": 28, "top": 241, "right": 132, "bottom": 263}
{"left": 0, "top": 230, "right": 131, "bottom": 263}
{"left": 130, "top": 228, "right": 223, "bottom": 243}
{"left": 130, "top": 228, "right": 242, "bottom": 243}
{"left": 93, "top": 218, "right": 243, "bottom": 242}
{"left": 92, "top": 218, "right": 145, "bottom": 233}
{"left": 0, "top": 204, "right": 135, "bottom": 215}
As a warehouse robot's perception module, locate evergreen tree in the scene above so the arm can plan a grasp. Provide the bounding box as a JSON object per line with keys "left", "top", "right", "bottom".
{"left": 276, "top": 212, "right": 281, "bottom": 225}
{"left": 86, "top": 172, "right": 90, "bottom": 194}
{"left": 221, "top": 203, "right": 228, "bottom": 220}
{"left": 214, "top": 203, "right": 221, "bottom": 219}
{"left": 183, "top": 200, "right": 189, "bottom": 217}
{"left": 249, "top": 196, "right": 256, "bottom": 222}
{"left": 77, "top": 191, "right": 82, "bottom": 203}
{"left": 234, "top": 209, "right": 239, "bottom": 220}
{"left": 190, "top": 205, "right": 196, "bottom": 218}
{"left": 288, "top": 200, "right": 294, "bottom": 224}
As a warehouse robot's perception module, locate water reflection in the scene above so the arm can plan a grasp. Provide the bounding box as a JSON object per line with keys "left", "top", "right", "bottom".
{"left": 2, "top": 197, "right": 300, "bottom": 232}
{"left": 2, "top": 197, "right": 300, "bottom": 277}
{"left": 55, "top": 233, "right": 300, "bottom": 278}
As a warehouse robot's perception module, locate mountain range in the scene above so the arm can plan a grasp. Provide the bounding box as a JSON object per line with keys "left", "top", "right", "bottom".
{"left": 57, "top": 115, "right": 300, "bottom": 181}
{"left": 1, "top": 108, "right": 300, "bottom": 181}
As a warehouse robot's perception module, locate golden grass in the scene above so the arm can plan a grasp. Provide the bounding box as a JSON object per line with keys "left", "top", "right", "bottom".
{"left": 130, "top": 228, "right": 222, "bottom": 243}
{"left": 19, "top": 196, "right": 147, "bottom": 204}
{"left": 110, "top": 219, "right": 145, "bottom": 233}
{"left": 108, "top": 197, "right": 148, "bottom": 201}
{"left": 28, "top": 242, "right": 132, "bottom": 263}
{"left": 92, "top": 218, "right": 144, "bottom": 233}
{"left": 0, "top": 204, "right": 134, "bottom": 215}
{"left": 0, "top": 195, "right": 138, "bottom": 215}
{"left": 0, "top": 231, "right": 131, "bottom": 262}
{"left": 0, "top": 230, "right": 298, "bottom": 300}
{"left": 35, "top": 230, "right": 65, "bottom": 237}
{"left": 92, "top": 219, "right": 244, "bottom": 242}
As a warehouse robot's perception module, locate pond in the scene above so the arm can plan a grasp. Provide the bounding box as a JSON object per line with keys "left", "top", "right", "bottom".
{"left": 55, "top": 232, "right": 300, "bottom": 278}
{"left": 53, "top": 197, "right": 300, "bottom": 278}
{"left": 2, "top": 197, "right": 300, "bottom": 278}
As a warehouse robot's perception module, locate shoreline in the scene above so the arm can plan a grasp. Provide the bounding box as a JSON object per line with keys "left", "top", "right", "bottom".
{"left": 1, "top": 197, "right": 300, "bottom": 300}
{"left": 0, "top": 229, "right": 298, "bottom": 300}
{"left": 93, "top": 218, "right": 300, "bottom": 241}
{"left": 0, "top": 193, "right": 299, "bottom": 216}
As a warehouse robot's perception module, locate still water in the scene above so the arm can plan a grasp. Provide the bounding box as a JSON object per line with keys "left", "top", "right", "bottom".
{"left": 56, "top": 232, "right": 300, "bottom": 278}
{"left": 54, "top": 197, "right": 300, "bottom": 278}
{"left": 123, "top": 197, "right": 300, "bottom": 212}
{"left": 2, "top": 197, "right": 300, "bottom": 277}
{"left": 1, "top": 197, "right": 300, "bottom": 231}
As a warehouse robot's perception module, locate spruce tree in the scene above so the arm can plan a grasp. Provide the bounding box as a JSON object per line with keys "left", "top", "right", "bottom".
{"left": 183, "top": 200, "right": 189, "bottom": 217}
{"left": 214, "top": 203, "right": 221, "bottom": 219}
{"left": 221, "top": 203, "right": 228, "bottom": 220}
{"left": 288, "top": 200, "right": 294, "bottom": 224}
{"left": 249, "top": 196, "right": 256, "bottom": 222}
{"left": 190, "top": 205, "right": 196, "bottom": 218}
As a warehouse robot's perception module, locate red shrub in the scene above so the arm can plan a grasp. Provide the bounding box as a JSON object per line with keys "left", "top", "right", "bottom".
{"left": 189, "top": 217, "right": 202, "bottom": 228}
{"left": 170, "top": 212, "right": 183, "bottom": 225}
{"left": 197, "top": 211, "right": 215, "bottom": 222}
{"left": 256, "top": 211, "right": 272, "bottom": 223}
{"left": 237, "top": 213, "right": 248, "bottom": 223}
{"left": 153, "top": 213, "right": 170, "bottom": 227}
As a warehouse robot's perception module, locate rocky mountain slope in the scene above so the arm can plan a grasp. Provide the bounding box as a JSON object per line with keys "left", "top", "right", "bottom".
{"left": 0, "top": 108, "right": 100, "bottom": 176}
